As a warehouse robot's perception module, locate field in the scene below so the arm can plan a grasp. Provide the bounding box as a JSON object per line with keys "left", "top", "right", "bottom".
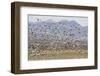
{"left": 28, "top": 50, "right": 88, "bottom": 60}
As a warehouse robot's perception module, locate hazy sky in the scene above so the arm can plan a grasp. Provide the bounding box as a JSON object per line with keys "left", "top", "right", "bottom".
{"left": 28, "top": 15, "right": 88, "bottom": 26}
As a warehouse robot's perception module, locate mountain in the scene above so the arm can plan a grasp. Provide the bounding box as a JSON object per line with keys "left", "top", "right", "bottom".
{"left": 28, "top": 19, "right": 88, "bottom": 44}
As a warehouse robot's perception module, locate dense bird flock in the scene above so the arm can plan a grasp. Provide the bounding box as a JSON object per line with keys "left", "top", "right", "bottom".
{"left": 28, "top": 19, "right": 88, "bottom": 59}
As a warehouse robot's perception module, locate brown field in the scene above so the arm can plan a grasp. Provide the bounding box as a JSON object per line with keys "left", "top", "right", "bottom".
{"left": 28, "top": 50, "right": 88, "bottom": 60}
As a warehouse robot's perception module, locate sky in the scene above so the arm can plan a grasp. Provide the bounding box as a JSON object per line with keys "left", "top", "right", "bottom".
{"left": 28, "top": 15, "right": 88, "bottom": 26}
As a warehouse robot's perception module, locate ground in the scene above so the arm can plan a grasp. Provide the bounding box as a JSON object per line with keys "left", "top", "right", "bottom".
{"left": 28, "top": 50, "right": 88, "bottom": 60}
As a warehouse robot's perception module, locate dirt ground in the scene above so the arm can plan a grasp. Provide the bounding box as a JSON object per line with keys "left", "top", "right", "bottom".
{"left": 28, "top": 50, "right": 88, "bottom": 60}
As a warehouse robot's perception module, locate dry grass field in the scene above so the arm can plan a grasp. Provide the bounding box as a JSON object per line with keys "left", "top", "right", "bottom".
{"left": 28, "top": 50, "right": 88, "bottom": 60}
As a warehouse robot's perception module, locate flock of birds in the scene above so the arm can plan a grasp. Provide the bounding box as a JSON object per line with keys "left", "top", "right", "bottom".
{"left": 28, "top": 19, "right": 88, "bottom": 54}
